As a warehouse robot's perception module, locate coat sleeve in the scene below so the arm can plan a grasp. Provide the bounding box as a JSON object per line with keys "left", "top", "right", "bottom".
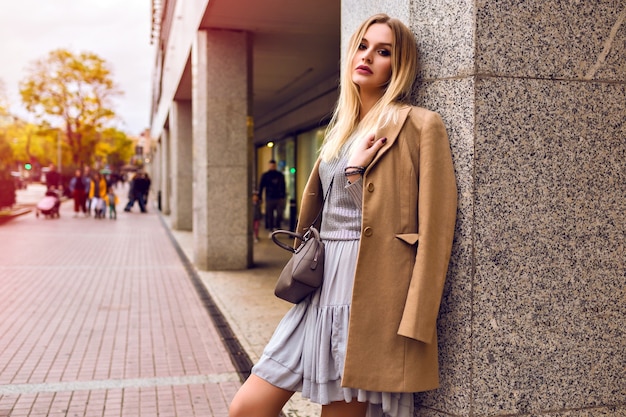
{"left": 397, "top": 111, "right": 457, "bottom": 344}
{"left": 295, "top": 159, "right": 323, "bottom": 234}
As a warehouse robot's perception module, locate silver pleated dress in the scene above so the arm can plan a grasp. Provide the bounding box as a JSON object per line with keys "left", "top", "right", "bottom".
{"left": 252, "top": 145, "right": 414, "bottom": 417}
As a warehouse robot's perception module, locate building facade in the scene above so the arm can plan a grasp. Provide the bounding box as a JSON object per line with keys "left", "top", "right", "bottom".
{"left": 150, "top": 0, "right": 625, "bottom": 415}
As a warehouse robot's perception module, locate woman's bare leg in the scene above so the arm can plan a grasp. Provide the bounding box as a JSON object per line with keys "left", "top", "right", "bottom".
{"left": 229, "top": 374, "right": 294, "bottom": 417}
{"left": 321, "top": 400, "right": 368, "bottom": 417}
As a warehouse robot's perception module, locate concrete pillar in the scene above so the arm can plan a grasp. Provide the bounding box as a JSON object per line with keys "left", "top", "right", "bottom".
{"left": 150, "top": 141, "right": 161, "bottom": 210}
{"left": 191, "top": 29, "right": 252, "bottom": 270}
{"left": 159, "top": 128, "right": 171, "bottom": 215}
{"left": 344, "top": 2, "right": 625, "bottom": 416}
{"left": 169, "top": 100, "right": 193, "bottom": 231}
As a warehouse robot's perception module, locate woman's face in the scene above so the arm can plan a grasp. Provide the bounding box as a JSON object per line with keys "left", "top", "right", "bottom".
{"left": 351, "top": 23, "right": 393, "bottom": 95}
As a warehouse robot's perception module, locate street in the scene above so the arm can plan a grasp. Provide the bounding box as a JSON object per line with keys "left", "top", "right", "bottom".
{"left": 0, "top": 188, "right": 240, "bottom": 416}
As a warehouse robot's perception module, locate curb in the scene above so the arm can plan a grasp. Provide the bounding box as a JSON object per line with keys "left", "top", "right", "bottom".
{"left": 0, "top": 207, "right": 32, "bottom": 223}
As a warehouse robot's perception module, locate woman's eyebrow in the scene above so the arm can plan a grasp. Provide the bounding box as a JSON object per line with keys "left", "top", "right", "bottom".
{"left": 361, "top": 37, "right": 392, "bottom": 48}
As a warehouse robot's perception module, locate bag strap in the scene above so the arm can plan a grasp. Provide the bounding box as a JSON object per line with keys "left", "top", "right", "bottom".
{"left": 310, "top": 177, "right": 334, "bottom": 228}
{"left": 270, "top": 177, "right": 334, "bottom": 252}
{"left": 271, "top": 229, "right": 305, "bottom": 252}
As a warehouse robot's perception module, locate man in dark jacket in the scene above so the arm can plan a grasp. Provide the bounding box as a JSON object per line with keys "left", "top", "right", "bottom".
{"left": 45, "top": 164, "right": 61, "bottom": 191}
{"left": 124, "top": 172, "right": 147, "bottom": 213}
{"left": 258, "top": 160, "right": 286, "bottom": 231}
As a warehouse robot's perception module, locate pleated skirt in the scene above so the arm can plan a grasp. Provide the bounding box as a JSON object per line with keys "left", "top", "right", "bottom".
{"left": 252, "top": 239, "right": 413, "bottom": 417}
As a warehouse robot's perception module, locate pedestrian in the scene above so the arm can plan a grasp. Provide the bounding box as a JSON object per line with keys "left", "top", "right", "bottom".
{"left": 107, "top": 185, "right": 119, "bottom": 219}
{"left": 82, "top": 166, "right": 92, "bottom": 216}
{"left": 124, "top": 172, "right": 147, "bottom": 213}
{"left": 89, "top": 172, "right": 108, "bottom": 219}
{"left": 142, "top": 173, "right": 151, "bottom": 209}
{"left": 258, "top": 159, "right": 286, "bottom": 233}
{"left": 252, "top": 191, "right": 262, "bottom": 242}
{"left": 45, "top": 163, "right": 61, "bottom": 191}
{"left": 68, "top": 169, "right": 87, "bottom": 217}
{"left": 229, "top": 14, "right": 457, "bottom": 417}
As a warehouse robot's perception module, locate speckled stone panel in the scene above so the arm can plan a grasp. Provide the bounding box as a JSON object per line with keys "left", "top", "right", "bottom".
{"left": 169, "top": 100, "right": 193, "bottom": 231}
{"left": 471, "top": 78, "right": 625, "bottom": 415}
{"left": 192, "top": 29, "right": 252, "bottom": 270}
{"left": 476, "top": 1, "right": 626, "bottom": 81}
{"left": 415, "top": 78, "right": 625, "bottom": 417}
{"left": 411, "top": 0, "right": 475, "bottom": 79}
{"left": 415, "top": 405, "right": 626, "bottom": 417}
{"left": 413, "top": 78, "right": 475, "bottom": 416}
{"left": 342, "top": 1, "right": 625, "bottom": 416}
{"left": 159, "top": 128, "right": 171, "bottom": 215}
{"left": 341, "top": 1, "right": 410, "bottom": 36}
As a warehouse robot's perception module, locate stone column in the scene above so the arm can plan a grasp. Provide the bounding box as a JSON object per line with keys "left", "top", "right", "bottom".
{"left": 150, "top": 141, "right": 161, "bottom": 210}
{"left": 343, "top": 2, "right": 625, "bottom": 416}
{"left": 159, "top": 128, "right": 171, "bottom": 215}
{"left": 169, "top": 100, "right": 193, "bottom": 231}
{"left": 191, "top": 29, "right": 252, "bottom": 270}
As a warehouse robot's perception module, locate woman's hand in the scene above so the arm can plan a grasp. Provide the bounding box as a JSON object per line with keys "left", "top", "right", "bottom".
{"left": 345, "top": 133, "right": 387, "bottom": 183}
{"left": 347, "top": 133, "right": 387, "bottom": 169}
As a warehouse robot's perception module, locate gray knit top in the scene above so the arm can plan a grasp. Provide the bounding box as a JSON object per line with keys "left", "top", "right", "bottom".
{"left": 318, "top": 141, "right": 364, "bottom": 241}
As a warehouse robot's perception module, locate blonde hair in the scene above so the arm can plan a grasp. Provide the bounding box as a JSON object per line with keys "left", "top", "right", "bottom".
{"left": 320, "top": 14, "right": 418, "bottom": 161}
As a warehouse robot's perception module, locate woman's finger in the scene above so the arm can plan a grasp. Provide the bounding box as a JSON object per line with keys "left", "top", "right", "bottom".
{"left": 363, "top": 133, "right": 376, "bottom": 149}
{"left": 369, "top": 137, "right": 387, "bottom": 153}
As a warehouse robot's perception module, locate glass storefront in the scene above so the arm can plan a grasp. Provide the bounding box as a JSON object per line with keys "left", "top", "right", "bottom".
{"left": 255, "top": 125, "right": 326, "bottom": 230}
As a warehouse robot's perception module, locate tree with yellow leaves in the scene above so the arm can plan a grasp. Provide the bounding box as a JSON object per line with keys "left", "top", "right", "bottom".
{"left": 19, "top": 49, "right": 121, "bottom": 167}
{"left": 0, "top": 79, "right": 16, "bottom": 172}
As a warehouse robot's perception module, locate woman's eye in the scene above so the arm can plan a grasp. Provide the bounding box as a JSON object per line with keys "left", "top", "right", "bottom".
{"left": 358, "top": 43, "right": 367, "bottom": 50}
{"left": 378, "top": 49, "right": 391, "bottom": 57}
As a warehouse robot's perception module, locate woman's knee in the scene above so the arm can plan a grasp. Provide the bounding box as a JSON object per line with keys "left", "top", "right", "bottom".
{"left": 228, "top": 395, "right": 248, "bottom": 417}
{"left": 229, "top": 375, "right": 293, "bottom": 417}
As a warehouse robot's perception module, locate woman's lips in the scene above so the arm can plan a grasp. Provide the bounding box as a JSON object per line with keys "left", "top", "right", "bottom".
{"left": 355, "top": 65, "right": 372, "bottom": 74}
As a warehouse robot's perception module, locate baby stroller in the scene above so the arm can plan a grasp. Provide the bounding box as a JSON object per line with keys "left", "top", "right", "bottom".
{"left": 36, "top": 189, "right": 61, "bottom": 218}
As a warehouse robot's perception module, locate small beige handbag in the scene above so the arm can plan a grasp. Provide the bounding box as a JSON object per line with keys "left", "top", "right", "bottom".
{"left": 270, "top": 178, "right": 333, "bottom": 303}
{"left": 271, "top": 226, "right": 325, "bottom": 303}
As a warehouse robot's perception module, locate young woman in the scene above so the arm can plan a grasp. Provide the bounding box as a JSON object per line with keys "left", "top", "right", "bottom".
{"left": 229, "top": 14, "right": 457, "bottom": 417}
{"left": 89, "top": 172, "right": 108, "bottom": 219}
{"left": 69, "top": 169, "right": 87, "bottom": 217}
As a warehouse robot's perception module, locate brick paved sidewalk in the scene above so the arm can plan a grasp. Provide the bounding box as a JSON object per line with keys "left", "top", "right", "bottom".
{"left": 0, "top": 195, "right": 240, "bottom": 416}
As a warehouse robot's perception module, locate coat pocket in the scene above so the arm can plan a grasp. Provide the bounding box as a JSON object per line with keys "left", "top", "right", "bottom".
{"left": 395, "top": 233, "right": 419, "bottom": 245}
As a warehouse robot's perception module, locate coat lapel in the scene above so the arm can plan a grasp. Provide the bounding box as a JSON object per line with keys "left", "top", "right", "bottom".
{"left": 369, "top": 105, "right": 412, "bottom": 170}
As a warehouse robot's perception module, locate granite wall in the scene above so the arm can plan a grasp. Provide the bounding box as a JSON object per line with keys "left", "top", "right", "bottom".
{"left": 191, "top": 29, "right": 253, "bottom": 270}
{"left": 342, "top": 1, "right": 625, "bottom": 416}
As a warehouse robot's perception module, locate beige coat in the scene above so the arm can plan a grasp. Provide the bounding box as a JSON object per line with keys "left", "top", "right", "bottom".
{"left": 295, "top": 105, "right": 457, "bottom": 393}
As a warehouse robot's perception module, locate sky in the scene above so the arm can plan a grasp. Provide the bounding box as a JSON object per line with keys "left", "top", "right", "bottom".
{"left": 0, "top": 0, "right": 156, "bottom": 136}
